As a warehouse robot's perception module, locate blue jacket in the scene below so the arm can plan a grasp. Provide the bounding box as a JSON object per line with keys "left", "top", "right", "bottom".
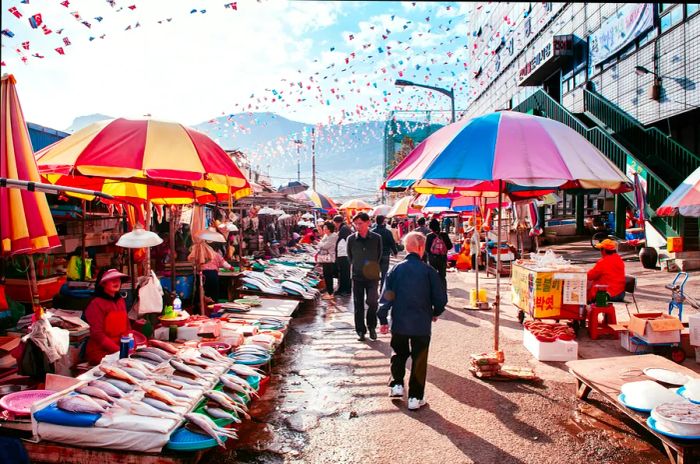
{"left": 378, "top": 253, "right": 447, "bottom": 336}
{"left": 371, "top": 224, "right": 398, "bottom": 257}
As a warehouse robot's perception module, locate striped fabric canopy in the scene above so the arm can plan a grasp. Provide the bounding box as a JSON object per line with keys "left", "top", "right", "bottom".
{"left": 291, "top": 189, "right": 337, "bottom": 211}
{"left": 657, "top": 167, "right": 700, "bottom": 217}
{"left": 384, "top": 111, "right": 633, "bottom": 195}
{"left": 36, "top": 118, "right": 251, "bottom": 204}
{"left": 1, "top": 74, "right": 60, "bottom": 255}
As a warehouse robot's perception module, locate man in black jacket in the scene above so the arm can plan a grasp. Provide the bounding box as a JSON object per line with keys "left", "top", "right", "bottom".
{"left": 333, "top": 215, "right": 352, "bottom": 296}
{"left": 379, "top": 232, "right": 447, "bottom": 410}
{"left": 371, "top": 215, "right": 398, "bottom": 290}
{"left": 347, "top": 212, "right": 382, "bottom": 341}
{"left": 425, "top": 218, "right": 452, "bottom": 289}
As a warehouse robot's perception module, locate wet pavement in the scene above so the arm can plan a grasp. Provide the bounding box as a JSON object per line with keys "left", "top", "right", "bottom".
{"left": 202, "top": 243, "right": 698, "bottom": 463}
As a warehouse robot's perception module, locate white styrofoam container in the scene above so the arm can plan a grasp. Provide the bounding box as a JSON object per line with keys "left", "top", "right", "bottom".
{"left": 523, "top": 328, "right": 578, "bottom": 362}
{"left": 689, "top": 314, "right": 700, "bottom": 346}
{"left": 620, "top": 331, "right": 652, "bottom": 354}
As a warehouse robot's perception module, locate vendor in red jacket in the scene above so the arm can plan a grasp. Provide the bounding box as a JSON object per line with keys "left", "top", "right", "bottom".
{"left": 85, "top": 268, "right": 130, "bottom": 364}
{"left": 587, "top": 239, "right": 626, "bottom": 303}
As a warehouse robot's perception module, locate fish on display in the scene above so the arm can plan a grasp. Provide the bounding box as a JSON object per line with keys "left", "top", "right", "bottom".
{"left": 76, "top": 385, "right": 114, "bottom": 403}
{"left": 57, "top": 394, "right": 107, "bottom": 414}
{"left": 156, "top": 384, "right": 190, "bottom": 398}
{"left": 149, "top": 339, "right": 179, "bottom": 355}
{"left": 142, "top": 384, "right": 186, "bottom": 406}
{"left": 220, "top": 376, "right": 258, "bottom": 398}
{"left": 136, "top": 346, "right": 172, "bottom": 361}
{"left": 229, "top": 364, "right": 266, "bottom": 379}
{"left": 170, "top": 359, "right": 206, "bottom": 379}
{"left": 199, "top": 346, "right": 228, "bottom": 362}
{"left": 102, "top": 377, "right": 135, "bottom": 393}
{"left": 204, "top": 390, "right": 250, "bottom": 419}
{"left": 120, "top": 366, "right": 149, "bottom": 381}
{"left": 117, "top": 358, "right": 152, "bottom": 375}
{"left": 88, "top": 379, "right": 125, "bottom": 398}
{"left": 168, "top": 376, "right": 204, "bottom": 388}
{"left": 179, "top": 356, "right": 213, "bottom": 370}
{"left": 155, "top": 378, "right": 183, "bottom": 390}
{"left": 99, "top": 364, "right": 140, "bottom": 384}
{"left": 204, "top": 405, "right": 241, "bottom": 423}
{"left": 142, "top": 397, "right": 178, "bottom": 413}
{"left": 114, "top": 398, "right": 180, "bottom": 420}
{"left": 129, "top": 351, "right": 161, "bottom": 365}
{"left": 184, "top": 412, "right": 238, "bottom": 448}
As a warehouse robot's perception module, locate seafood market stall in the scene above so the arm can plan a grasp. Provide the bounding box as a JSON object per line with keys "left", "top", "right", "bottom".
{"left": 567, "top": 354, "right": 700, "bottom": 464}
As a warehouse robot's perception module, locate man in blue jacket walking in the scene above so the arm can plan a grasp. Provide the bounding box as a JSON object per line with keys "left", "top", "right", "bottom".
{"left": 378, "top": 232, "right": 447, "bottom": 410}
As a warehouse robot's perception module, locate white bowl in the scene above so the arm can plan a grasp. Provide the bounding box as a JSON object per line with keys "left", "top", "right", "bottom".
{"left": 652, "top": 402, "right": 700, "bottom": 436}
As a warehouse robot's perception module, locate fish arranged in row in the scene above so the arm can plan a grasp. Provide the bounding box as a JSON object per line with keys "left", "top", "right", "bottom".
{"left": 142, "top": 384, "right": 188, "bottom": 406}
{"left": 88, "top": 379, "right": 125, "bottom": 398}
{"left": 229, "top": 363, "right": 266, "bottom": 379}
{"left": 204, "top": 405, "right": 241, "bottom": 423}
{"left": 204, "top": 390, "right": 250, "bottom": 420}
{"left": 220, "top": 374, "right": 258, "bottom": 399}
{"left": 184, "top": 412, "right": 238, "bottom": 448}
{"left": 57, "top": 394, "right": 107, "bottom": 414}
{"left": 170, "top": 359, "right": 206, "bottom": 379}
{"left": 99, "top": 364, "right": 140, "bottom": 385}
{"left": 149, "top": 339, "right": 179, "bottom": 355}
{"left": 114, "top": 398, "right": 180, "bottom": 421}
{"left": 76, "top": 385, "right": 114, "bottom": 404}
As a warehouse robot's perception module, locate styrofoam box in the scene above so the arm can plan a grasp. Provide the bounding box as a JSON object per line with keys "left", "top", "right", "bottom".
{"left": 690, "top": 314, "right": 700, "bottom": 346}
{"left": 620, "top": 331, "right": 652, "bottom": 354}
{"left": 523, "top": 328, "right": 578, "bottom": 362}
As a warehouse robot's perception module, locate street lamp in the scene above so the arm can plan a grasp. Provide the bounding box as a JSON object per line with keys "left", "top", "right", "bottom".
{"left": 395, "top": 79, "right": 456, "bottom": 123}
{"left": 634, "top": 66, "right": 658, "bottom": 77}
{"left": 634, "top": 66, "right": 662, "bottom": 101}
{"left": 294, "top": 139, "right": 303, "bottom": 182}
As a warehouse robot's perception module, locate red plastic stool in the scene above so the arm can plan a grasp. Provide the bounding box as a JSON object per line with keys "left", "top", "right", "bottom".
{"left": 588, "top": 304, "right": 618, "bottom": 340}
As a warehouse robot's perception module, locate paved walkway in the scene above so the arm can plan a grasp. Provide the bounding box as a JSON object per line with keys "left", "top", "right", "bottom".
{"left": 213, "top": 242, "right": 699, "bottom": 464}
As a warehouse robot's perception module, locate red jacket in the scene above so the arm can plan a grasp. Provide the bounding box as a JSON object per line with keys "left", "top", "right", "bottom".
{"left": 84, "top": 296, "right": 130, "bottom": 364}
{"left": 587, "top": 253, "right": 626, "bottom": 298}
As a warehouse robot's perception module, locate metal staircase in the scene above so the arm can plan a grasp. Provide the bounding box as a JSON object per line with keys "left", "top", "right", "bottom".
{"left": 512, "top": 89, "right": 681, "bottom": 239}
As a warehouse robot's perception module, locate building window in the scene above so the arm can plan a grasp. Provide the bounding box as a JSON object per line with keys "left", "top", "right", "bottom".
{"left": 574, "top": 69, "right": 587, "bottom": 88}
{"left": 688, "top": 4, "right": 700, "bottom": 16}
{"left": 638, "top": 27, "right": 657, "bottom": 47}
{"left": 660, "top": 5, "right": 683, "bottom": 33}
{"left": 660, "top": 4, "right": 677, "bottom": 14}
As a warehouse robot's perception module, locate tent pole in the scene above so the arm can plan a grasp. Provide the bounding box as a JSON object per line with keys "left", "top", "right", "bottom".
{"left": 28, "top": 257, "right": 43, "bottom": 320}
{"left": 495, "top": 181, "right": 503, "bottom": 352}
{"left": 170, "top": 205, "right": 176, "bottom": 292}
{"left": 145, "top": 201, "right": 152, "bottom": 275}
{"left": 81, "top": 199, "right": 87, "bottom": 281}
{"left": 474, "top": 197, "right": 479, "bottom": 303}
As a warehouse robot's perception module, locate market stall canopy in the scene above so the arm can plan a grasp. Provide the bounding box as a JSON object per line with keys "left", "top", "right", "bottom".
{"left": 35, "top": 118, "right": 251, "bottom": 204}
{"left": 338, "top": 198, "right": 372, "bottom": 211}
{"left": 387, "top": 196, "right": 420, "bottom": 218}
{"left": 292, "top": 190, "right": 337, "bottom": 212}
{"left": 370, "top": 204, "right": 391, "bottom": 217}
{"left": 657, "top": 167, "right": 700, "bottom": 217}
{"left": 277, "top": 181, "right": 308, "bottom": 195}
{"left": 1, "top": 74, "right": 60, "bottom": 256}
{"left": 383, "top": 111, "right": 632, "bottom": 196}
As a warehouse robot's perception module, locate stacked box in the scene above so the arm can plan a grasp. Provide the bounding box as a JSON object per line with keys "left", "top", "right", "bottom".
{"left": 468, "top": 351, "right": 504, "bottom": 378}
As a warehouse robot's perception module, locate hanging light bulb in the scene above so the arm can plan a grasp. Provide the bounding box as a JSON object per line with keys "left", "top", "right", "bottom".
{"left": 116, "top": 225, "right": 164, "bottom": 248}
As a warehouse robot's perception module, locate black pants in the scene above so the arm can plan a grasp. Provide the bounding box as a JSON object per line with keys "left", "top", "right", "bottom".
{"left": 379, "top": 254, "right": 391, "bottom": 291}
{"left": 336, "top": 257, "right": 351, "bottom": 294}
{"left": 322, "top": 263, "right": 335, "bottom": 295}
{"left": 429, "top": 255, "right": 448, "bottom": 289}
{"left": 390, "top": 334, "right": 431, "bottom": 400}
{"left": 202, "top": 270, "right": 220, "bottom": 302}
{"left": 352, "top": 279, "right": 379, "bottom": 335}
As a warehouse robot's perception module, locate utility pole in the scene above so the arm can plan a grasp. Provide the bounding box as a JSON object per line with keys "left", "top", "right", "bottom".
{"left": 311, "top": 127, "right": 316, "bottom": 191}
{"left": 294, "top": 139, "right": 302, "bottom": 182}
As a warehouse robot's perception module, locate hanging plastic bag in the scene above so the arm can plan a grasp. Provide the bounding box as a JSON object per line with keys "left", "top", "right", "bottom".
{"left": 130, "top": 271, "right": 164, "bottom": 319}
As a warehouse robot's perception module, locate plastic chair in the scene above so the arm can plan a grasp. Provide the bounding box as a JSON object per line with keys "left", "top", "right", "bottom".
{"left": 624, "top": 275, "right": 639, "bottom": 315}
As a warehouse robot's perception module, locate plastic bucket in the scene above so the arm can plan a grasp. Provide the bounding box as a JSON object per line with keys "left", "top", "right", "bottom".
{"left": 469, "top": 288, "right": 488, "bottom": 306}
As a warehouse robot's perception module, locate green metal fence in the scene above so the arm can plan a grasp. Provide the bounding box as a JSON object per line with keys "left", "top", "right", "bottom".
{"left": 512, "top": 89, "right": 680, "bottom": 238}
{"left": 583, "top": 89, "right": 700, "bottom": 186}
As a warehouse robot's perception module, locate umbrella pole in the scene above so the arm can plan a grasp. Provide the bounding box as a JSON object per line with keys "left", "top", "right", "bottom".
{"left": 81, "top": 200, "right": 87, "bottom": 281}
{"left": 27, "top": 257, "right": 43, "bottom": 320}
{"left": 495, "top": 181, "right": 503, "bottom": 352}
{"left": 474, "top": 197, "right": 479, "bottom": 303}
{"left": 145, "top": 201, "right": 152, "bottom": 275}
{"left": 170, "top": 206, "right": 176, "bottom": 293}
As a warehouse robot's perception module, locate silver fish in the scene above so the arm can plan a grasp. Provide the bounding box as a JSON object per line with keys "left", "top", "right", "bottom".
{"left": 117, "top": 358, "right": 151, "bottom": 374}
{"left": 76, "top": 385, "right": 114, "bottom": 403}
{"left": 184, "top": 412, "right": 238, "bottom": 448}
{"left": 142, "top": 397, "right": 177, "bottom": 413}
{"left": 229, "top": 364, "right": 265, "bottom": 379}
{"left": 204, "top": 406, "right": 241, "bottom": 423}
{"left": 99, "top": 364, "right": 140, "bottom": 384}
{"left": 156, "top": 384, "right": 191, "bottom": 399}
{"left": 57, "top": 394, "right": 106, "bottom": 414}
{"left": 221, "top": 377, "right": 257, "bottom": 399}
{"left": 199, "top": 346, "right": 228, "bottom": 362}
{"left": 103, "top": 377, "right": 135, "bottom": 393}
{"left": 88, "top": 379, "right": 125, "bottom": 398}
{"left": 170, "top": 359, "right": 205, "bottom": 378}
{"left": 114, "top": 398, "right": 179, "bottom": 420}
{"left": 136, "top": 346, "right": 172, "bottom": 360}
{"left": 120, "top": 366, "right": 149, "bottom": 381}
{"left": 149, "top": 339, "right": 179, "bottom": 355}
{"left": 130, "top": 351, "right": 163, "bottom": 364}
{"left": 204, "top": 391, "right": 250, "bottom": 419}
{"left": 168, "top": 376, "right": 205, "bottom": 388}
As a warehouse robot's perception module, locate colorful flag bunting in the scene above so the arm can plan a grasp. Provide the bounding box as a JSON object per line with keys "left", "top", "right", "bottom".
{"left": 28, "top": 13, "right": 43, "bottom": 28}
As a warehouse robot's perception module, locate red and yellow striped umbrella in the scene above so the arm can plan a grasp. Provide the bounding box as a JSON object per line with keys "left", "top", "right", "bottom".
{"left": 36, "top": 118, "right": 251, "bottom": 204}
{"left": 291, "top": 189, "right": 337, "bottom": 212}
{"left": 1, "top": 74, "right": 60, "bottom": 256}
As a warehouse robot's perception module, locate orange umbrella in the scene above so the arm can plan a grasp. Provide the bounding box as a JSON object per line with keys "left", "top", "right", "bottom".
{"left": 1, "top": 74, "right": 60, "bottom": 316}
{"left": 338, "top": 198, "right": 372, "bottom": 210}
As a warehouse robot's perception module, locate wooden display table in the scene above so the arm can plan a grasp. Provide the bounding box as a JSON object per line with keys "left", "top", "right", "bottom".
{"left": 567, "top": 354, "right": 700, "bottom": 464}
{"left": 22, "top": 441, "right": 208, "bottom": 464}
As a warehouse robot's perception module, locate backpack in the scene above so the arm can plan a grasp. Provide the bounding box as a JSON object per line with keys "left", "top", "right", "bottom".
{"left": 430, "top": 235, "right": 448, "bottom": 255}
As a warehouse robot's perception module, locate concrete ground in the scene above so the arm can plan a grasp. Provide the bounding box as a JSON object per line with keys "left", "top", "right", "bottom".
{"left": 209, "top": 241, "right": 700, "bottom": 464}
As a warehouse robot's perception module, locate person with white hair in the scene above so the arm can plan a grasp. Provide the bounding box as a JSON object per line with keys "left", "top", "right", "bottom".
{"left": 378, "top": 231, "right": 447, "bottom": 410}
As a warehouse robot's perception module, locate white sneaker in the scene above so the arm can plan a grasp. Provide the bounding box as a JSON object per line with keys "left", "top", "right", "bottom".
{"left": 389, "top": 385, "right": 404, "bottom": 398}
{"left": 407, "top": 397, "right": 426, "bottom": 410}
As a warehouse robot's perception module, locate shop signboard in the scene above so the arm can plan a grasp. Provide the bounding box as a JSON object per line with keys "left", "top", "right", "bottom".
{"left": 626, "top": 154, "right": 648, "bottom": 194}
{"left": 589, "top": 3, "right": 654, "bottom": 66}
{"left": 518, "top": 35, "right": 573, "bottom": 85}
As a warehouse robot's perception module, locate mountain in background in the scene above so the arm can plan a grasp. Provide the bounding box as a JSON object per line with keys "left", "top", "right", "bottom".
{"left": 65, "top": 112, "right": 385, "bottom": 198}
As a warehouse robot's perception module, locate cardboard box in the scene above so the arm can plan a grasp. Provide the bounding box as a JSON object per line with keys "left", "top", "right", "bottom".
{"left": 523, "top": 328, "right": 578, "bottom": 362}
{"left": 690, "top": 314, "right": 700, "bottom": 346}
{"left": 620, "top": 331, "right": 652, "bottom": 354}
{"left": 628, "top": 312, "right": 683, "bottom": 344}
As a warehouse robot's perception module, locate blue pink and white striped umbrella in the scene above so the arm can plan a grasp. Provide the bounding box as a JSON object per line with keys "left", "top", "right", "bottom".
{"left": 384, "top": 111, "right": 632, "bottom": 195}
{"left": 657, "top": 167, "right": 700, "bottom": 217}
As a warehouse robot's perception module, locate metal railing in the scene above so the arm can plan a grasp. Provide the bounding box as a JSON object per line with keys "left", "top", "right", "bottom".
{"left": 583, "top": 89, "right": 700, "bottom": 186}
{"left": 512, "top": 89, "right": 680, "bottom": 238}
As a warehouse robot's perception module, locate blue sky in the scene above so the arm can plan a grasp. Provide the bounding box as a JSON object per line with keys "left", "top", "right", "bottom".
{"left": 1, "top": 1, "right": 473, "bottom": 130}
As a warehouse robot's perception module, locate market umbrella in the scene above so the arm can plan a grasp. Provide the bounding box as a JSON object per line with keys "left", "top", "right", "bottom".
{"left": 371, "top": 204, "right": 391, "bottom": 217}
{"left": 292, "top": 190, "right": 337, "bottom": 212}
{"left": 1, "top": 74, "right": 61, "bottom": 317}
{"left": 277, "top": 181, "right": 308, "bottom": 195}
{"left": 656, "top": 167, "right": 700, "bottom": 217}
{"left": 387, "top": 196, "right": 419, "bottom": 218}
{"left": 338, "top": 198, "right": 372, "bottom": 211}
{"left": 36, "top": 118, "right": 251, "bottom": 204}
{"left": 384, "top": 111, "right": 632, "bottom": 351}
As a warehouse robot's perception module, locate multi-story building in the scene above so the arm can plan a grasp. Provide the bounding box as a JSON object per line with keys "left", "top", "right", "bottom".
{"left": 462, "top": 2, "right": 699, "bottom": 246}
